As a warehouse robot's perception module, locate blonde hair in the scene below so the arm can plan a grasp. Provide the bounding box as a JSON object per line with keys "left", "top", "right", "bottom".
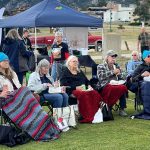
{"left": 6, "top": 29, "right": 20, "bottom": 40}
{"left": 66, "top": 55, "right": 80, "bottom": 72}
{"left": 0, "top": 65, "right": 14, "bottom": 80}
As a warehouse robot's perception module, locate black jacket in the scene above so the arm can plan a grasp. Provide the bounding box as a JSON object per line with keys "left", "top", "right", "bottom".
{"left": 132, "top": 62, "right": 150, "bottom": 81}
{"left": 60, "top": 67, "right": 89, "bottom": 95}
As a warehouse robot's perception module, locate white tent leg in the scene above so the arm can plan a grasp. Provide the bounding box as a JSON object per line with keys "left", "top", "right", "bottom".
{"left": 34, "top": 27, "right": 38, "bottom": 66}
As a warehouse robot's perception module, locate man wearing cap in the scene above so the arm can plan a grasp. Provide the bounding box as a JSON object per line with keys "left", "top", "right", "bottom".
{"left": 97, "top": 50, "right": 128, "bottom": 117}
{"left": 51, "top": 31, "right": 69, "bottom": 81}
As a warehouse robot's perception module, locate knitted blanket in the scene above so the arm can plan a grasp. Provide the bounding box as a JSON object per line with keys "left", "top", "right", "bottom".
{"left": 2, "top": 87, "right": 60, "bottom": 141}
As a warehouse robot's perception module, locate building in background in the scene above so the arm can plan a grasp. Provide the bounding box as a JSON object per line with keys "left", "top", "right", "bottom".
{"left": 104, "top": 2, "right": 136, "bottom": 23}
{"left": 83, "top": 2, "right": 136, "bottom": 23}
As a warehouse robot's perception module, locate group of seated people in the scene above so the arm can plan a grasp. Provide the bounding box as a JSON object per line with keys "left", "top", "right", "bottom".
{"left": 0, "top": 48, "right": 150, "bottom": 142}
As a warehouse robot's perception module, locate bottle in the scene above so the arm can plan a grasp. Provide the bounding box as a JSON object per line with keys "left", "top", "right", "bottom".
{"left": 81, "top": 84, "right": 86, "bottom": 90}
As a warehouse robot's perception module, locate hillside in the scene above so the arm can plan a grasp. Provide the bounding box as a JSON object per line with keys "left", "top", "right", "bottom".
{"left": 0, "top": 0, "right": 136, "bottom": 13}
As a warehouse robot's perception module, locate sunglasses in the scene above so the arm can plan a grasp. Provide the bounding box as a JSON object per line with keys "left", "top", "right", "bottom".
{"left": 132, "top": 55, "right": 137, "bottom": 56}
{"left": 111, "top": 55, "right": 117, "bottom": 58}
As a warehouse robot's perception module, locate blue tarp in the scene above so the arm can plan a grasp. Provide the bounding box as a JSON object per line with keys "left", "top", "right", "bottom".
{"left": 0, "top": 0, "right": 103, "bottom": 28}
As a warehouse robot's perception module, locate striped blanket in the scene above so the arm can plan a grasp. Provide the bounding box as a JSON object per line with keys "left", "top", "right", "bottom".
{"left": 2, "top": 87, "right": 60, "bottom": 141}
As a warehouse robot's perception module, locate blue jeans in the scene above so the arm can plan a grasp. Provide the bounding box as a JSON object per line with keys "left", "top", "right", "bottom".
{"left": 42, "top": 93, "right": 68, "bottom": 108}
{"left": 51, "top": 62, "right": 64, "bottom": 81}
{"left": 119, "top": 94, "right": 126, "bottom": 109}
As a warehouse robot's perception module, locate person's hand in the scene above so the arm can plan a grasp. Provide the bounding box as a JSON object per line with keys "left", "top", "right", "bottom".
{"left": 113, "top": 69, "right": 121, "bottom": 75}
{"left": 61, "top": 86, "right": 66, "bottom": 93}
{"left": 53, "top": 51, "right": 60, "bottom": 58}
{"left": 53, "top": 81, "right": 60, "bottom": 87}
{"left": 76, "top": 86, "right": 84, "bottom": 91}
{"left": 46, "top": 83, "right": 53, "bottom": 87}
{"left": 141, "top": 71, "right": 150, "bottom": 77}
{"left": 0, "top": 85, "right": 9, "bottom": 98}
{"left": 87, "top": 85, "right": 93, "bottom": 91}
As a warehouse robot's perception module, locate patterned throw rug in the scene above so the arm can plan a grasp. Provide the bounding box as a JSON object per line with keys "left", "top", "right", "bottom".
{"left": 2, "top": 87, "right": 60, "bottom": 141}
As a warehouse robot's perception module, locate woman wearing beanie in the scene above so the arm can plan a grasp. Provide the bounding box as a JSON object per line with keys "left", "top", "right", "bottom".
{"left": 0, "top": 52, "right": 60, "bottom": 141}
{"left": 2, "top": 29, "right": 33, "bottom": 84}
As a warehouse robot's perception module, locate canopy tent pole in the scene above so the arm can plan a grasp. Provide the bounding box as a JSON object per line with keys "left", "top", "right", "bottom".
{"left": 34, "top": 27, "right": 38, "bottom": 65}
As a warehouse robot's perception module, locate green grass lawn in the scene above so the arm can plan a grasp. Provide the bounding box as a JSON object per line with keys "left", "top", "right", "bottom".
{"left": 1, "top": 97, "right": 150, "bottom": 150}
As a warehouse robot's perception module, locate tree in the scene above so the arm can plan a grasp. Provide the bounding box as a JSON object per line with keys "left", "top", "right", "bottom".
{"left": 134, "top": 0, "right": 150, "bottom": 22}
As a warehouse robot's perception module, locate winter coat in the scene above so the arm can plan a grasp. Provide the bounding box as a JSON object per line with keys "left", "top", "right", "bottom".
{"left": 132, "top": 62, "right": 150, "bottom": 81}
{"left": 2, "top": 38, "right": 32, "bottom": 73}
{"left": 27, "top": 72, "right": 54, "bottom": 94}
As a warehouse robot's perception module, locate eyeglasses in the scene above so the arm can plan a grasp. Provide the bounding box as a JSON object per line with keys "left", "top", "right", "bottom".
{"left": 71, "top": 60, "right": 78, "bottom": 63}
{"left": 111, "top": 55, "right": 117, "bottom": 58}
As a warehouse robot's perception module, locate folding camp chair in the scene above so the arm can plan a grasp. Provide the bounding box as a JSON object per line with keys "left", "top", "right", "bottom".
{"left": 26, "top": 72, "right": 53, "bottom": 116}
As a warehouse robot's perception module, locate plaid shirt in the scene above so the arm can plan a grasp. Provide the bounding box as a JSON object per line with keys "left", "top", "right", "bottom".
{"left": 97, "top": 62, "right": 124, "bottom": 88}
{"left": 138, "top": 32, "right": 150, "bottom": 47}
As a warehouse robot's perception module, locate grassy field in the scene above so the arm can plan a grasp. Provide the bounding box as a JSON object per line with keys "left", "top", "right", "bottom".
{"left": 2, "top": 98, "right": 150, "bottom": 150}
{"left": 1, "top": 25, "right": 150, "bottom": 150}
{"left": 1, "top": 53, "right": 150, "bottom": 150}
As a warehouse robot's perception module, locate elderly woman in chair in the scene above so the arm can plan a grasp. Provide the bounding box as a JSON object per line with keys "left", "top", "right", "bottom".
{"left": 97, "top": 50, "right": 128, "bottom": 117}
{"left": 0, "top": 52, "right": 60, "bottom": 141}
{"left": 27, "top": 59, "right": 68, "bottom": 108}
{"left": 60, "top": 55, "right": 102, "bottom": 123}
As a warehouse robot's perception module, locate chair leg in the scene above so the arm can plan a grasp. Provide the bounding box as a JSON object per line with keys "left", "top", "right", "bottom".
{"left": 47, "top": 105, "right": 53, "bottom": 116}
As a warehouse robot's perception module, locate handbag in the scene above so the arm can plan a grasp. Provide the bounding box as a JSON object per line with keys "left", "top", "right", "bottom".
{"left": 53, "top": 105, "right": 76, "bottom": 131}
{"left": 100, "top": 102, "right": 114, "bottom": 121}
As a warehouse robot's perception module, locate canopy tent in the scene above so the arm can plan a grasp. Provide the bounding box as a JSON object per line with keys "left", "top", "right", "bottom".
{"left": 0, "top": 0, "right": 103, "bottom": 28}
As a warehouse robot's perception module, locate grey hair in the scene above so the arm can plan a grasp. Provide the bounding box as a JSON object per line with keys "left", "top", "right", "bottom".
{"left": 6, "top": 29, "right": 20, "bottom": 40}
{"left": 36, "top": 59, "right": 50, "bottom": 72}
{"left": 55, "top": 31, "right": 63, "bottom": 37}
{"left": 66, "top": 55, "right": 80, "bottom": 72}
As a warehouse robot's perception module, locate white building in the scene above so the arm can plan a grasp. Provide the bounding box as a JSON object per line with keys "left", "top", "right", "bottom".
{"left": 104, "top": 4, "right": 136, "bottom": 23}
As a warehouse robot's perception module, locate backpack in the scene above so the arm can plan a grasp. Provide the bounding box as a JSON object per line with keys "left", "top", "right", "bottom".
{"left": 0, "top": 125, "right": 31, "bottom": 147}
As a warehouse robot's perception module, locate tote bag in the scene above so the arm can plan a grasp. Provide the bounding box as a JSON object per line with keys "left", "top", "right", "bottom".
{"left": 53, "top": 105, "right": 76, "bottom": 131}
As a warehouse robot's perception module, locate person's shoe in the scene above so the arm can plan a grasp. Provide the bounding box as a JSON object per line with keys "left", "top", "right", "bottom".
{"left": 119, "top": 109, "right": 128, "bottom": 117}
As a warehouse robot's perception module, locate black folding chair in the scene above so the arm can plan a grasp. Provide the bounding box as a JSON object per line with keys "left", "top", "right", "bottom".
{"left": 78, "top": 55, "right": 96, "bottom": 74}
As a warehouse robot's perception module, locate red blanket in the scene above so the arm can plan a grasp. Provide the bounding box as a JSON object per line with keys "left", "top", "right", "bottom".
{"left": 72, "top": 90, "right": 102, "bottom": 123}
{"left": 100, "top": 84, "right": 127, "bottom": 106}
